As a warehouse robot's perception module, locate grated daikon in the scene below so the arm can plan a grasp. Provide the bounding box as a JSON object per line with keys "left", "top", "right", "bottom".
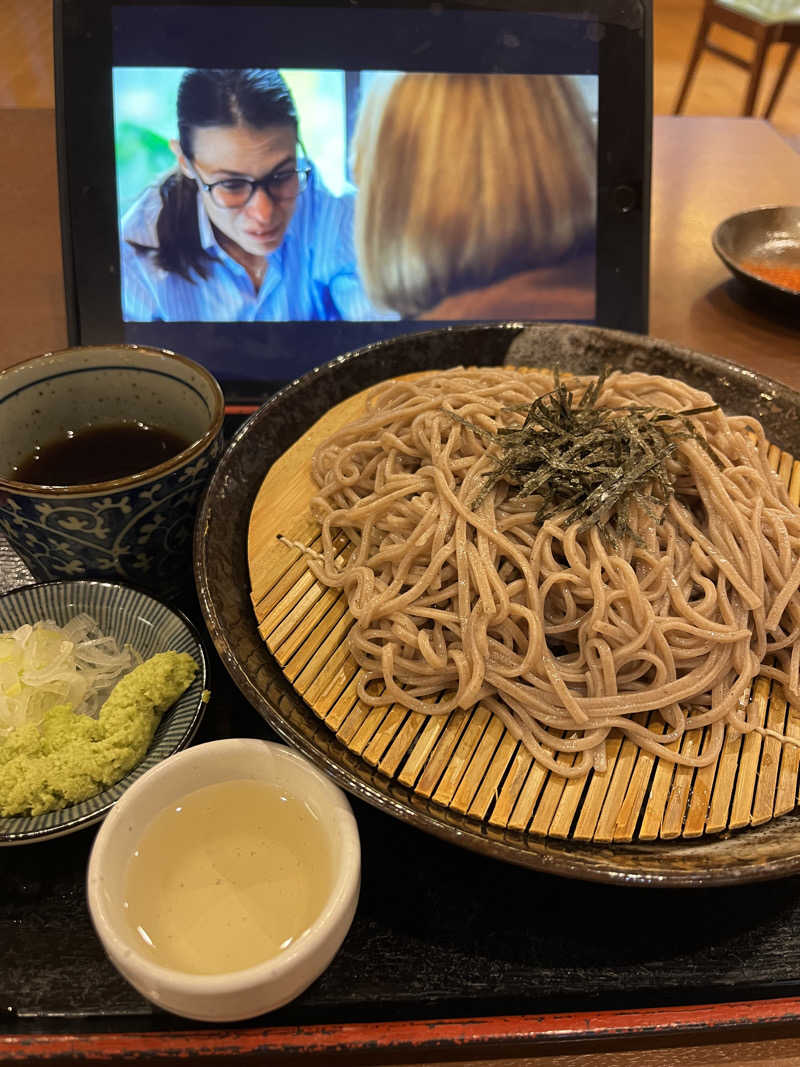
{"left": 0, "top": 615, "right": 141, "bottom": 737}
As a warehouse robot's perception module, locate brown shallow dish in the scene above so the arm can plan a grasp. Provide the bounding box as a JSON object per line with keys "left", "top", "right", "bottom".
{"left": 712, "top": 205, "right": 800, "bottom": 311}
{"left": 195, "top": 323, "right": 800, "bottom": 887}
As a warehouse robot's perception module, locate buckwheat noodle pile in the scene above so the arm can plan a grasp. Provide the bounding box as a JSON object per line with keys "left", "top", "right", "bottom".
{"left": 285, "top": 367, "right": 800, "bottom": 778}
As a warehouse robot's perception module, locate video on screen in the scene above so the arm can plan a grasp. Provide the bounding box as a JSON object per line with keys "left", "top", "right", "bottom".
{"left": 113, "top": 68, "right": 598, "bottom": 327}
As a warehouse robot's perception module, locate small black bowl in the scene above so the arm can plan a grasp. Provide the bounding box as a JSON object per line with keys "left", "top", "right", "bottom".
{"left": 712, "top": 205, "right": 800, "bottom": 313}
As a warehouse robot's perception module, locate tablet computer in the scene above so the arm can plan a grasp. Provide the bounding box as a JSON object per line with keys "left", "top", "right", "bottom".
{"left": 55, "top": 0, "right": 651, "bottom": 401}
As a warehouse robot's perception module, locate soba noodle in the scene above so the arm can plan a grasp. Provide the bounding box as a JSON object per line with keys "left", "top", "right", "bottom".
{"left": 288, "top": 367, "right": 800, "bottom": 777}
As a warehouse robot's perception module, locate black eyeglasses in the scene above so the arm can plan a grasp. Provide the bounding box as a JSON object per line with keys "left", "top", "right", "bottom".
{"left": 189, "top": 163, "right": 311, "bottom": 208}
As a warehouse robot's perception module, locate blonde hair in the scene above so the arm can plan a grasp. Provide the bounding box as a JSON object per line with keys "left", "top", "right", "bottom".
{"left": 351, "top": 74, "right": 597, "bottom": 318}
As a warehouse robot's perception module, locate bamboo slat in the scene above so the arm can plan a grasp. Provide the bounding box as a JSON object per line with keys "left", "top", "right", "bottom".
{"left": 468, "top": 731, "right": 519, "bottom": 821}
{"left": 452, "top": 715, "right": 505, "bottom": 815}
{"left": 487, "top": 747, "right": 533, "bottom": 829}
{"left": 612, "top": 716, "right": 666, "bottom": 841}
{"left": 775, "top": 696, "right": 800, "bottom": 818}
{"left": 397, "top": 714, "right": 453, "bottom": 789}
{"left": 593, "top": 733, "right": 643, "bottom": 843}
{"left": 247, "top": 374, "right": 800, "bottom": 844}
{"left": 572, "top": 734, "right": 626, "bottom": 840}
{"left": 683, "top": 733, "right": 719, "bottom": 838}
{"left": 547, "top": 771, "right": 589, "bottom": 839}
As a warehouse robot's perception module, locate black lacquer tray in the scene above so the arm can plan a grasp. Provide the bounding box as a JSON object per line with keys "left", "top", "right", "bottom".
{"left": 5, "top": 628, "right": 800, "bottom": 1032}
{"left": 3, "top": 395, "right": 800, "bottom": 1032}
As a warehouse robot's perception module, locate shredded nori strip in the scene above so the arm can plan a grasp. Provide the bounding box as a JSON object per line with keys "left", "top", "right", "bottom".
{"left": 458, "top": 367, "right": 718, "bottom": 547}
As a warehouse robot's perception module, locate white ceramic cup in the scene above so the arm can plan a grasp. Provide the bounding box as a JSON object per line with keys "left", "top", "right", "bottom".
{"left": 87, "top": 738, "right": 361, "bottom": 1022}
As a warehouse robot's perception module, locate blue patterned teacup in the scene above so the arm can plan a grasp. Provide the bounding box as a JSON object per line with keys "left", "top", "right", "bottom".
{"left": 0, "top": 345, "right": 224, "bottom": 597}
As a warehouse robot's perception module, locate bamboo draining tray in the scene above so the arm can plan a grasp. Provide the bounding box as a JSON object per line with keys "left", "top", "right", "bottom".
{"left": 248, "top": 372, "right": 800, "bottom": 844}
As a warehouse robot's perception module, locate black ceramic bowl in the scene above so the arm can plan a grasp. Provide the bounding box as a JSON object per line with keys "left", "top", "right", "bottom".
{"left": 712, "top": 205, "right": 800, "bottom": 311}
{"left": 195, "top": 322, "right": 800, "bottom": 887}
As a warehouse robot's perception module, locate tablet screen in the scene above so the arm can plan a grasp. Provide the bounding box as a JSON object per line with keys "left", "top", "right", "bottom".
{"left": 59, "top": 1, "right": 648, "bottom": 395}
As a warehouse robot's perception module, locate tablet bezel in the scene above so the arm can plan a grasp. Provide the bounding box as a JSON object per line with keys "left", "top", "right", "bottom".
{"left": 54, "top": 0, "right": 652, "bottom": 400}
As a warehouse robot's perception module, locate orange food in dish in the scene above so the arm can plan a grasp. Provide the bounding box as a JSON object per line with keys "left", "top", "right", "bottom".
{"left": 739, "top": 260, "right": 800, "bottom": 293}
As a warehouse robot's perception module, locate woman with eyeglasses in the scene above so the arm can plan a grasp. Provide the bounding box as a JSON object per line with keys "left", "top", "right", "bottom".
{"left": 121, "top": 68, "right": 384, "bottom": 322}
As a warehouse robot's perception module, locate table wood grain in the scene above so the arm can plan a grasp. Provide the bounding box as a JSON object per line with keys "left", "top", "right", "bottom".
{"left": 0, "top": 111, "right": 796, "bottom": 378}
{"left": 0, "top": 109, "right": 68, "bottom": 368}
{"left": 649, "top": 116, "right": 800, "bottom": 385}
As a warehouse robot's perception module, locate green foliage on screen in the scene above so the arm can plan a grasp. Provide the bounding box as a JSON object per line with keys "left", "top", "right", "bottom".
{"left": 115, "top": 122, "right": 175, "bottom": 218}
{"left": 113, "top": 68, "right": 350, "bottom": 223}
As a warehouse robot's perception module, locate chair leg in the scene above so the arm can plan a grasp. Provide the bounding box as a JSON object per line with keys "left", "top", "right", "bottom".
{"left": 764, "top": 41, "right": 798, "bottom": 118}
{"left": 674, "top": 9, "right": 712, "bottom": 113}
{"left": 742, "top": 25, "right": 774, "bottom": 115}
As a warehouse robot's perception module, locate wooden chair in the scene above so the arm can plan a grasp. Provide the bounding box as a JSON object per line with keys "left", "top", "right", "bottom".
{"left": 674, "top": 0, "right": 800, "bottom": 117}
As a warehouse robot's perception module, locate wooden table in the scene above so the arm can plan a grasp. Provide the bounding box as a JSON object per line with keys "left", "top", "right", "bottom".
{"left": 0, "top": 109, "right": 66, "bottom": 369}
{"left": 1, "top": 112, "right": 800, "bottom": 1065}
{"left": 0, "top": 112, "right": 798, "bottom": 378}
{"left": 649, "top": 116, "right": 800, "bottom": 385}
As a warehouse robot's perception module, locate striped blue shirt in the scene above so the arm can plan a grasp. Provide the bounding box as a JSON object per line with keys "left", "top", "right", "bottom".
{"left": 120, "top": 167, "right": 393, "bottom": 322}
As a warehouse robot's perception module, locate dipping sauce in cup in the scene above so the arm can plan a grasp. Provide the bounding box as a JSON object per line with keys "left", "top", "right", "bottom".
{"left": 11, "top": 421, "right": 192, "bottom": 486}
{"left": 0, "top": 345, "right": 224, "bottom": 596}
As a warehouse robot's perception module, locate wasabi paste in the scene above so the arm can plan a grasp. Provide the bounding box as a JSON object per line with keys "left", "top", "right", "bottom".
{"left": 0, "top": 651, "right": 197, "bottom": 816}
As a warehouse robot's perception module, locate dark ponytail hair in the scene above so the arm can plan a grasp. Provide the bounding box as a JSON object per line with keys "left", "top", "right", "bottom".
{"left": 137, "top": 69, "right": 298, "bottom": 282}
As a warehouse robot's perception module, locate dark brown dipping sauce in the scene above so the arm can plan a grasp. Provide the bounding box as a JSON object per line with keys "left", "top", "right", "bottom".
{"left": 11, "top": 421, "right": 191, "bottom": 486}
